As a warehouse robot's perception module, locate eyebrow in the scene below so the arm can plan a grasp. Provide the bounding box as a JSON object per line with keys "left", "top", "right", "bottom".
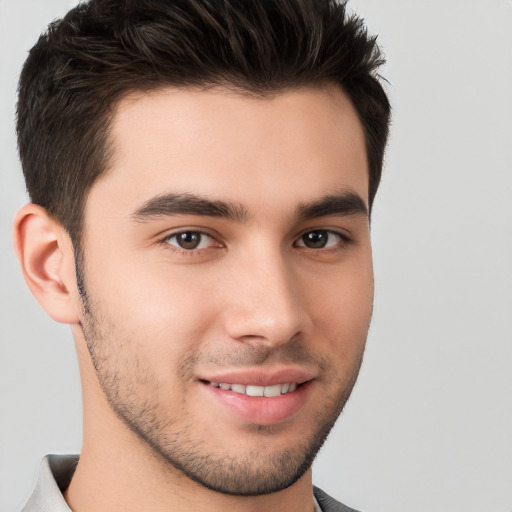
{"left": 296, "top": 191, "right": 368, "bottom": 221}
{"left": 131, "top": 192, "right": 248, "bottom": 222}
{"left": 131, "top": 189, "right": 368, "bottom": 224}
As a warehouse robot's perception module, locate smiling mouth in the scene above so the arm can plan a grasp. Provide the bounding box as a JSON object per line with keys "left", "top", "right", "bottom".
{"left": 208, "top": 381, "right": 299, "bottom": 397}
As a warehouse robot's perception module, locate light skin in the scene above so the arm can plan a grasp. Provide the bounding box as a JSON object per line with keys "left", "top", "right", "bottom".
{"left": 14, "top": 84, "right": 372, "bottom": 512}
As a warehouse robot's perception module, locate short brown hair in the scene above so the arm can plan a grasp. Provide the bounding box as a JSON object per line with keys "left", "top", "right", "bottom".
{"left": 17, "top": 0, "right": 390, "bottom": 249}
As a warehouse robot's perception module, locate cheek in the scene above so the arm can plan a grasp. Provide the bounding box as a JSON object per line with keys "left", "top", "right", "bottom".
{"left": 86, "top": 255, "right": 222, "bottom": 363}
{"left": 305, "top": 257, "right": 374, "bottom": 352}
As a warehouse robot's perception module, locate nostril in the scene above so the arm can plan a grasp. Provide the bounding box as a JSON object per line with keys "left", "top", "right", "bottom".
{"left": 222, "top": 277, "right": 310, "bottom": 345}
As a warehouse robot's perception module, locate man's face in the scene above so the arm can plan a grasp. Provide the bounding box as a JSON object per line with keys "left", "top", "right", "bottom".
{"left": 78, "top": 85, "right": 373, "bottom": 495}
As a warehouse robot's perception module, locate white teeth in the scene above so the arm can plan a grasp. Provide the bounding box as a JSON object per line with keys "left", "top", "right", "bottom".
{"left": 231, "top": 384, "right": 246, "bottom": 394}
{"left": 211, "top": 382, "right": 299, "bottom": 396}
{"left": 264, "top": 384, "right": 282, "bottom": 397}
{"left": 246, "top": 385, "right": 264, "bottom": 397}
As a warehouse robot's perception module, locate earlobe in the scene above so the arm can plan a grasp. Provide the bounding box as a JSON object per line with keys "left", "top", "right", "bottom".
{"left": 13, "top": 204, "right": 80, "bottom": 324}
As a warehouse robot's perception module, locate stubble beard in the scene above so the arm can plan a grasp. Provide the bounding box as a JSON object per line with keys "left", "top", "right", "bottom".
{"left": 76, "top": 260, "right": 365, "bottom": 496}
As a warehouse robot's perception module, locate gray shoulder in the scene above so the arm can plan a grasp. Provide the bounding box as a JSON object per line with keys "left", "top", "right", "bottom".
{"left": 313, "top": 486, "right": 362, "bottom": 512}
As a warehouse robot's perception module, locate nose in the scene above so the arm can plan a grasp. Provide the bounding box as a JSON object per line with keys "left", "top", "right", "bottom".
{"left": 222, "top": 248, "right": 311, "bottom": 348}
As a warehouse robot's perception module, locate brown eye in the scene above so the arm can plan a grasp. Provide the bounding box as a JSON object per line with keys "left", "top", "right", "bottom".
{"left": 296, "top": 230, "right": 343, "bottom": 249}
{"left": 166, "top": 231, "right": 213, "bottom": 250}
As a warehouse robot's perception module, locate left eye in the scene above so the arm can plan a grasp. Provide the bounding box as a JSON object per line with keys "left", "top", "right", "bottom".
{"left": 165, "top": 231, "right": 215, "bottom": 251}
{"left": 295, "top": 230, "right": 343, "bottom": 249}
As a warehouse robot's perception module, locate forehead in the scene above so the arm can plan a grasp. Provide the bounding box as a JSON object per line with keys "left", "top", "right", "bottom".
{"left": 88, "top": 84, "right": 368, "bottom": 220}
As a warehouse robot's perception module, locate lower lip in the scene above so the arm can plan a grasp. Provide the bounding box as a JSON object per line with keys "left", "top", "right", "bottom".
{"left": 203, "top": 381, "right": 312, "bottom": 425}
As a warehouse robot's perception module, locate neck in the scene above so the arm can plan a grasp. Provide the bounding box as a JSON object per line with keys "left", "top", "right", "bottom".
{"left": 66, "top": 341, "right": 316, "bottom": 512}
{"left": 64, "top": 428, "right": 315, "bottom": 512}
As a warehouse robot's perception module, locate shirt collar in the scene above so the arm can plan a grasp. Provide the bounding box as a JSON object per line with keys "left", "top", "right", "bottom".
{"left": 22, "top": 454, "right": 77, "bottom": 511}
{"left": 313, "top": 494, "right": 323, "bottom": 512}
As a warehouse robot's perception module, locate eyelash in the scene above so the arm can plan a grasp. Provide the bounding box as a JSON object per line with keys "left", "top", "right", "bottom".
{"left": 162, "top": 231, "right": 222, "bottom": 256}
{"left": 294, "top": 230, "right": 350, "bottom": 250}
{"left": 161, "top": 228, "right": 352, "bottom": 256}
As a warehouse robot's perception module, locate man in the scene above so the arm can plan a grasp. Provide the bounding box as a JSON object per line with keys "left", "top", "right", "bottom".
{"left": 13, "top": 0, "right": 390, "bottom": 510}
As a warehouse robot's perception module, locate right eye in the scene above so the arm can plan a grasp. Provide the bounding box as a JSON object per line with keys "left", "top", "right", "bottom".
{"left": 164, "top": 231, "right": 217, "bottom": 251}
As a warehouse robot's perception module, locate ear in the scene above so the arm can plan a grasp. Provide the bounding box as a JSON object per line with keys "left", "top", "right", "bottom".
{"left": 13, "top": 204, "right": 80, "bottom": 324}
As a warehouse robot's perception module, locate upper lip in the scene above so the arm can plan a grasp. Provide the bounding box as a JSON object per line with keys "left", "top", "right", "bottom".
{"left": 197, "top": 367, "right": 315, "bottom": 386}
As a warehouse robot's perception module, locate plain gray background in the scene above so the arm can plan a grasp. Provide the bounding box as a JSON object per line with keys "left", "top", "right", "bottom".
{"left": 1, "top": 1, "right": 511, "bottom": 511}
